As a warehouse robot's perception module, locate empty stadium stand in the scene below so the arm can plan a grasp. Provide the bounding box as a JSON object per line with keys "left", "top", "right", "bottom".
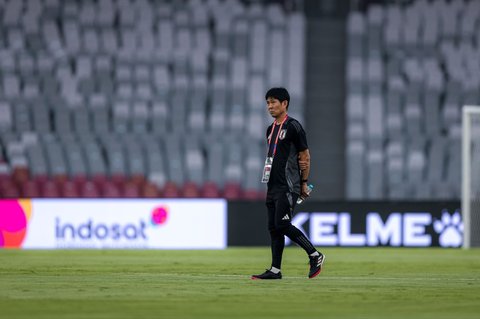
{"left": 0, "top": 0, "right": 306, "bottom": 199}
{"left": 346, "top": 0, "right": 479, "bottom": 200}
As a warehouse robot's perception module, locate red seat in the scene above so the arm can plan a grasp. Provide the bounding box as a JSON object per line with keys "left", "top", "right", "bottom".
{"left": 130, "top": 175, "right": 146, "bottom": 187}
{"left": 223, "top": 182, "right": 242, "bottom": 200}
{"left": 202, "top": 182, "right": 220, "bottom": 198}
{"left": 0, "top": 175, "right": 12, "bottom": 188}
{"left": 111, "top": 174, "right": 126, "bottom": 187}
{"left": 21, "top": 180, "right": 40, "bottom": 198}
{"left": 142, "top": 183, "right": 160, "bottom": 198}
{"left": 163, "top": 182, "right": 179, "bottom": 198}
{"left": 102, "top": 181, "right": 121, "bottom": 198}
{"left": 92, "top": 174, "right": 108, "bottom": 188}
{"left": 1, "top": 181, "right": 20, "bottom": 198}
{"left": 183, "top": 182, "right": 199, "bottom": 198}
{"left": 123, "top": 182, "right": 140, "bottom": 198}
{"left": 243, "top": 189, "right": 260, "bottom": 200}
{"left": 33, "top": 174, "right": 49, "bottom": 186}
{"left": 41, "top": 180, "right": 60, "bottom": 198}
{"left": 53, "top": 174, "right": 68, "bottom": 187}
{"left": 62, "top": 180, "right": 79, "bottom": 198}
{"left": 80, "top": 181, "right": 100, "bottom": 198}
{"left": 0, "top": 172, "right": 11, "bottom": 185}
{"left": 72, "top": 174, "right": 87, "bottom": 189}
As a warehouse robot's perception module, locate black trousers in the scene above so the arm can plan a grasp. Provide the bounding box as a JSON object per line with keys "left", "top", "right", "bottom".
{"left": 265, "top": 190, "right": 316, "bottom": 269}
{"left": 266, "top": 190, "right": 298, "bottom": 231}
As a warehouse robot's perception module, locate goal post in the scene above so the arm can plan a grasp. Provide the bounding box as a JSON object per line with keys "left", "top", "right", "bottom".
{"left": 462, "top": 105, "right": 480, "bottom": 249}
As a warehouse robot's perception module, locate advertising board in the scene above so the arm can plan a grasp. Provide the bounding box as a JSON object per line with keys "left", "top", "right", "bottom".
{"left": 0, "top": 199, "right": 227, "bottom": 249}
{"left": 228, "top": 201, "right": 462, "bottom": 247}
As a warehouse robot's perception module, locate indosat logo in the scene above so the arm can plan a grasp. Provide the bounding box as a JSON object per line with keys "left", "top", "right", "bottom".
{"left": 55, "top": 206, "right": 169, "bottom": 245}
{"left": 0, "top": 200, "right": 32, "bottom": 248}
{"left": 151, "top": 206, "right": 169, "bottom": 226}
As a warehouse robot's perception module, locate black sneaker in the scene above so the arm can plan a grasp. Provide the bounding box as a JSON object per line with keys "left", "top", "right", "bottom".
{"left": 251, "top": 269, "right": 282, "bottom": 280}
{"left": 308, "top": 253, "right": 325, "bottom": 278}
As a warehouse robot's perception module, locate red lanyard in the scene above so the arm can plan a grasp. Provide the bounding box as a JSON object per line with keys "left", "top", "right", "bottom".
{"left": 267, "top": 115, "right": 288, "bottom": 158}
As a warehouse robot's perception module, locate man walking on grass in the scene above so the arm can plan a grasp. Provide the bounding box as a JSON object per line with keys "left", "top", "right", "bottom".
{"left": 252, "top": 87, "right": 325, "bottom": 280}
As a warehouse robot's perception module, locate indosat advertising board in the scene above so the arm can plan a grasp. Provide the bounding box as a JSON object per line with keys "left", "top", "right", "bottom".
{"left": 0, "top": 199, "right": 227, "bottom": 249}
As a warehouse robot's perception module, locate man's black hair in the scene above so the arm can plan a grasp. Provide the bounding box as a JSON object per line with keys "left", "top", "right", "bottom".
{"left": 265, "top": 87, "right": 290, "bottom": 109}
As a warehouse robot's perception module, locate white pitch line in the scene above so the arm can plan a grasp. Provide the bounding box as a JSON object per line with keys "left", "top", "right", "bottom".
{"left": 24, "top": 273, "right": 479, "bottom": 283}
{"left": 143, "top": 273, "right": 480, "bottom": 282}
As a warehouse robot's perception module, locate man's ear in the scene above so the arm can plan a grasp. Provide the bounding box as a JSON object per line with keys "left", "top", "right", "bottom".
{"left": 282, "top": 100, "right": 288, "bottom": 109}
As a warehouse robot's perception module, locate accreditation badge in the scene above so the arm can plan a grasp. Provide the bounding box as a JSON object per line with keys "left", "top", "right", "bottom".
{"left": 261, "top": 157, "right": 273, "bottom": 183}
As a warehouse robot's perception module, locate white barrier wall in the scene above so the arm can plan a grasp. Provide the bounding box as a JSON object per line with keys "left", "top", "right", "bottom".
{"left": 0, "top": 199, "right": 227, "bottom": 249}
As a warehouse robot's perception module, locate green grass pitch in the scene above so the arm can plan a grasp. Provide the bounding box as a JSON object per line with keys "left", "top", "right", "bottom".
{"left": 1, "top": 248, "right": 479, "bottom": 319}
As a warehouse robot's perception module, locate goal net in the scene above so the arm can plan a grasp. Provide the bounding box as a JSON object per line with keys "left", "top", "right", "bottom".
{"left": 462, "top": 105, "right": 480, "bottom": 249}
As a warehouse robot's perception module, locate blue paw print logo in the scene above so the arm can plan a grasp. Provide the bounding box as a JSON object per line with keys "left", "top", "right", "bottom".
{"left": 433, "top": 210, "right": 463, "bottom": 247}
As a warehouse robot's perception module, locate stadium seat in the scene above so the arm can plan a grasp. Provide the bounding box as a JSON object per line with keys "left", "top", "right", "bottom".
{"left": 346, "top": 140, "right": 365, "bottom": 199}
{"left": 80, "top": 181, "right": 101, "bottom": 198}
{"left": 61, "top": 180, "right": 80, "bottom": 198}
{"left": 123, "top": 182, "right": 140, "bottom": 198}
{"left": 242, "top": 188, "right": 265, "bottom": 201}
{"left": 21, "top": 180, "right": 41, "bottom": 198}
{"left": 142, "top": 182, "right": 160, "bottom": 198}
{"left": 162, "top": 181, "right": 180, "bottom": 198}
{"left": 102, "top": 181, "right": 121, "bottom": 198}
{"left": 202, "top": 182, "right": 221, "bottom": 198}
{"left": 1, "top": 181, "right": 20, "bottom": 198}
{"left": 183, "top": 182, "right": 200, "bottom": 198}
{"left": 366, "top": 147, "right": 384, "bottom": 199}
{"left": 223, "top": 182, "right": 242, "bottom": 200}
{"left": 41, "top": 180, "right": 60, "bottom": 198}
{"left": 204, "top": 139, "right": 224, "bottom": 188}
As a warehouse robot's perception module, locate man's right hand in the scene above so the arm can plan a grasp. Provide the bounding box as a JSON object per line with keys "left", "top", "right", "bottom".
{"left": 298, "top": 159, "right": 309, "bottom": 171}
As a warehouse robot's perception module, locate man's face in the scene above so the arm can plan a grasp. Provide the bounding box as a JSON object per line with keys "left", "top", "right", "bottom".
{"left": 266, "top": 97, "right": 288, "bottom": 118}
